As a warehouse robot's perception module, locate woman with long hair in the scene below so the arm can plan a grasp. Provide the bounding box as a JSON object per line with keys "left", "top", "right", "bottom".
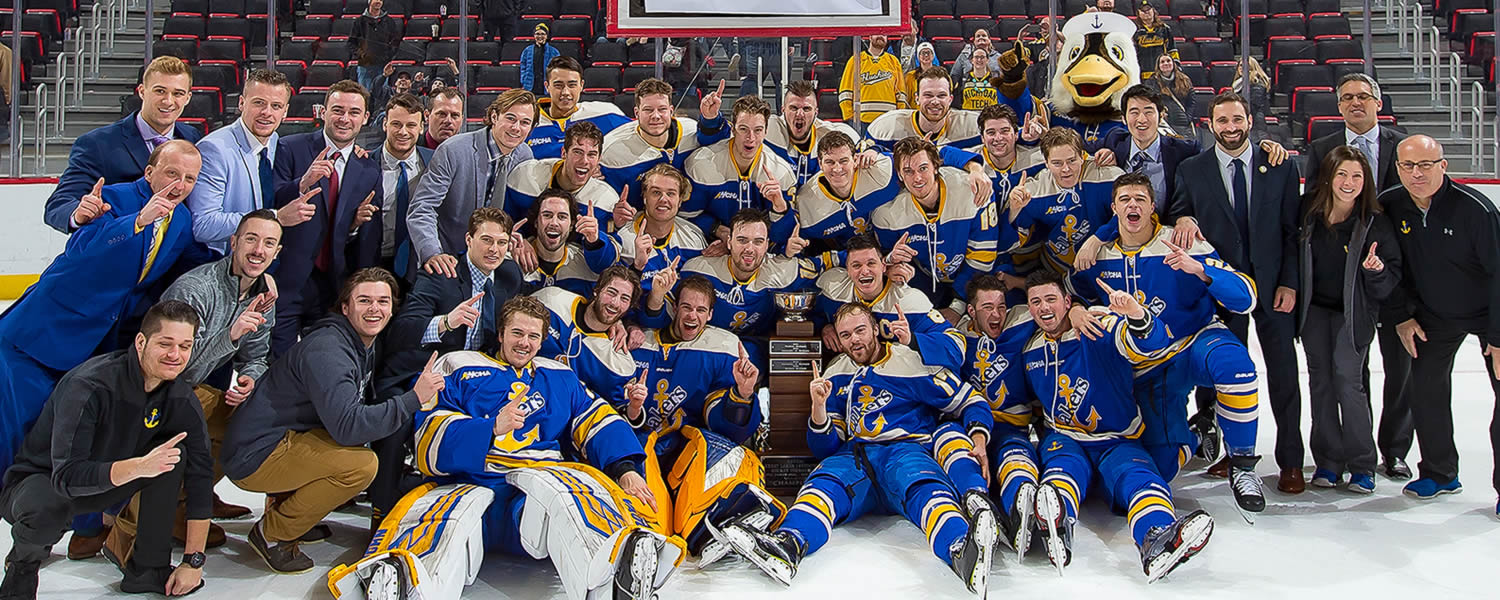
{"left": 1296, "top": 146, "right": 1403, "bottom": 495}
{"left": 1232, "top": 57, "right": 1272, "bottom": 129}
{"left": 1148, "top": 54, "right": 1196, "bottom": 136}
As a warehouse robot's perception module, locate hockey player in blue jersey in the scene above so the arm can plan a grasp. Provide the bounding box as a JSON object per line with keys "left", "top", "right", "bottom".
{"left": 601, "top": 78, "right": 730, "bottom": 209}
{"left": 534, "top": 265, "right": 642, "bottom": 408}
{"left": 526, "top": 56, "right": 633, "bottom": 159}
{"left": 872, "top": 137, "right": 1000, "bottom": 309}
{"left": 338, "top": 296, "right": 684, "bottom": 600}
{"left": 766, "top": 81, "right": 862, "bottom": 187}
{"left": 1071, "top": 173, "right": 1267, "bottom": 518}
{"left": 684, "top": 96, "right": 799, "bottom": 242}
{"left": 514, "top": 189, "right": 618, "bottom": 297}
{"left": 722, "top": 302, "right": 1000, "bottom": 598}
{"left": 506, "top": 121, "right": 620, "bottom": 229}
{"left": 794, "top": 131, "right": 902, "bottom": 247}
{"left": 956, "top": 274, "right": 1044, "bottom": 561}
{"left": 814, "top": 234, "right": 966, "bottom": 371}
{"left": 617, "top": 164, "right": 709, "bottom": 297}
{"left": 625, "top": 274, "right": 786, "bottom": 564}
{"left": 967, "top": 104, "right": 1048, "bottom": 300}
{"left": 1019, "top": 269, "right": 1214, "bottom": 582}
{"left": 1008, "top": 127, "right": 1124, "bottom": 274}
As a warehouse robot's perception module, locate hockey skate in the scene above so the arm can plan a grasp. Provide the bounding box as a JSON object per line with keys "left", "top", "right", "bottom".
{"left": 1139, "top": 510, "right": 1214, "bottom": 583}
{"left": 721, "top": 517, "right": 803, "bottom": 586}
{"left": 952, "top": 491, "right": 999, "bottom": 598}
{"left": 999, "top": 481, "right": 1036, "bottom": 565}
{"left": 1228, "top": 455, "right": 1266, "bottom": 524}
{"left": 362, "top": 556, "right": 410, "bottom": 600}
{"left": 1033, "top": 483, "right": 1073, "bottom": 576}
{"left": 699, "top": 508, "right": 774, "bottom": 568}
{"left": 1188, "top": 412, "right": 1223, "bottom": 465}
{"left": 614, "top": 530, "right": 663, "bottom": 600}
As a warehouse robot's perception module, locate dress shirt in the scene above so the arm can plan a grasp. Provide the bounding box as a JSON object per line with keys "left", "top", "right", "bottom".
{"left": 1129, "top": 135, "right": 1167, "bottom": 206}
{"left": 1214, "top": 143, "right": 1255, "bottom": 211}
{"left": 422, "top": 254, "right": 494, "bottom": 350}
{"left": 136, "top": 113, "right": 175, "bottom": 152}
{"left": 380, "top": 147, "right": 424, "bottom": 256}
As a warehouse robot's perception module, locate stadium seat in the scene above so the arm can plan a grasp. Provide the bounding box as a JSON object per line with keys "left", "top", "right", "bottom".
{"left": 622, "top": 65, "right": 653, "bottom": 92}
{"left": 924, "top": 18, "right": 964, "bottom": 41}
{"left": 1207, "top": 60, "right": 1238, "bottom": 90}
{"left": 307, "top": 0, "right": 341, "bottom": 14}
{"left": 246, "top": 14, "right": 270, "bottom": 52}
{"left": 426, "top": 39, "right": 458, "bottom": 63}
{"left": 588, "top": 40, "right": 625, "bottom": 67}
{"left": 1178, "top": 61, "right": 1208, "bottom": 87}
{"left": 206, "top": 16, "right": 250, "bottom": 40}
{"left": 1264, "top": 15, "right": 1307, "bottom": 39}
{"left": 1268, "top": 37, "right": 1315, "bottom": 65}
{"left": 408, "top": 15, "right": 440, "bottom": 38}
{"left": 818, "top": 92, "right": 842, "bottom": 120}
{"left": 304, "top": 62, "right": 348, "bottom": 90}
{"left": 441, "top": 15, "right": 480, "bottom": 39}
{"left": 1191, "top": 87, "right": 1215, "bottom": 119}
{"left": 934, "top": 39, "right": 966, "bottom": 64}
{"left": 468, "top": 41, "right": 501, "bottom": 63}
{"left": 274, "top": 60, "right": 308, "bottom": 90}
{"left": 183, "top": 89, "right": 223, "bottom": 121}
{"left": 467, "top": 92, "right": 498, "bottom": 117}
{"left": 1316, "top": 38, "right": 1363, "bottom": 63}
{"left": 917, "top": 0, "right": 953, "bottom": 19}
{"left": 524, "top": 0, "right": 562, "bottom": 17}
{"left": 289, "top": 90, "right": 323, "bottom": 118}
{"left": 1307, "top": 13, "right": 1351, "bottom": 38}
{"left": 553, "top": 15, "right": 591, "bottom": 40}
{"left": 207, "top": 0, "right": 245, "bottom": 14}
{"left": 194, "top": 61, "right": 242, "bottom": 92}
{"left": 991, "top": 0, "right": 1027, "bottom": 15}
{"left": 475, "top": 64, "right": 521, "bottom": 89}
{"left": 1451, "top": 10, "right": 1493, "bottom": 45}
{"left": 1177, "top": 40, "right": 1199, "bottom": 63}
{"left": 314, "top": 40, "right": 352, "bottom": 63}
{"left": 1170, "top": 0, "right": 1204, "bottom": 18}
{"left": 1275, "top": 61, "right": 1332, "bottom": 96}
{"left": 961, "top": 17, "right": 997, "bottom": 39}
{"left": 553, "top": 40, "right": 582, "bottom": 60}
{"left": 996, "top": 16, "right": 1028, "bottom": 41}
{"left": 331, "top": 15, "right": 358, "bottom": 39}
{"left": 299, "top": 13, "right": 334, "bottom": 37}
{"left": 155, "top": 37, "right": 199, "bottom": 62}
{"left": 1195, "top": 39, "right": 1234, "bottom": 63}
{"left": 1305, "top": 0, "right": 1340, "bottom": 12}
{"left": 627, "top": 42, "right": 655, "bottom": 66}
{"left": 1268, "top": 0, "right": 1300, "bottom": 15}
{"left": 163, "top": 13, "right": 206, "bottom": 38}
{"left": 345, "top": 0, "right": 369, "bottom": 15}
{"left": 1436, "top": 0, "right": 1489, "bottom": 18}
{"left": 1174, "top": 17, "right": 1218, "bottom": 40}
{"left": 1291, "top": 86, "right": 1338, "bottom": 120}
{"left": 584, "top": 66, "right": 622, "bottom": 93}
{"left": 612, "top": 92, "right": 635, "bottom": 114}
{"left": 500, "top": 42, "right": 526, "bottom": 64}
{"left": 281, "top": 38, "right": 318, "bottom": 63}
{"left": 955, "top": 0, "right": 988, "bottom": 17}
{"left": 173, "top": 0, "right": 209, "bottom": 14}
{"left": 580, "top": 91, "right": 614, "bottom": 104}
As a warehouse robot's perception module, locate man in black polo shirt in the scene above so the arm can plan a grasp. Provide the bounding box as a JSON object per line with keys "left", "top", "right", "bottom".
{"left": 1382, "top": 134, "right": 1500, "bottom": 514}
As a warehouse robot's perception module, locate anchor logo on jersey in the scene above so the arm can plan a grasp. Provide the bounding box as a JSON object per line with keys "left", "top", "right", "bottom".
{"left": 506, "top": 381, "right": 546, "bottom": 417}
{"left": 143, "top": 408, "right": 160, "bottom": 429}
{"left": 494, "top": 425, "right": 541, "bottom": 453}
{"left": 852, "top": 216, "right": 870, "bottom": 235}
{"left": 1399, "top": 220, "right": 1411, "bottom": 234}
{"left": 1054, "top": 375, "right": 1100, "bottom": 432}
{"left": 647, "top": 379, "right": 689, "bottom": 430}
{"left": 729, "top": 310, "right": 756, "bottom": 331}
{"left": 973, "top": 340, "right": 1010, "bottom": 387}
{"left": 934, "top": 253, "right": 959, "bottom": 277}
{"left": 851, "top": 385, "right": 894, "bottom": 436}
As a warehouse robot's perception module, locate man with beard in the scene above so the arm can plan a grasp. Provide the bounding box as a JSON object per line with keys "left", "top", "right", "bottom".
{"left": 813, "top": 234, "right": 965, "bottom": 371}
{"left": 1007, "top": 127, "right": 1123, "bottom": 274}
{"left": 534, "top": 266, "right": 642, "bottom": 406}
{"left": 526, "top": 56, "right": 632, "bottom": 160}
{"left": 871, "top": 136, "right": 997, "bottom": 310}
{"left": 365, "top": 93, "right": 434, "bottom": 282}
{"left": 868, "top": 67, "right": 983, "bottom": 151}
{"left": 506, "top": 121, "right": 620, "bottom": 232}
{"left": 374, "top": 208, "right": 523, "bottom": 521}
{"left": 602, "top": 78, "right": 729, "bottom": 209}
{"left": 419, "top": 88, "right": 464, "bottom": 151}
{"left": 224, "top": 269, "right": 430, "bottom": 574}
{"left": 685, "top": 96, "right": 799, "bottom": 243}
{"left": 722, "top": 302, "right": 997, "bottom": 597}
{"left": 517, "top": 189, "right": 619, "bottom": 297}
{"left": 188, "top": 69, "right": 293, "bottom": 255}
{"left": 1073, "top": 174, "right": 1266, "bottom": 519}
{"left": 0, "top": 301, "right": 214, "bottom": 599}
{"left": 678, "top": 209, "right": 839, "bottom": 367}
{"left": 1017, "top": 269, "right": 1213, "bottom": 581}
{"left": 629, "top": 274, "right": 784, "bottom": 565}
{"left": 270, "top": 80, "right": 384, "bottom": 356}
{"left": 765, "top": 81, "right": 861, "bottom": 187}
{"left": 1168, "top": 92, "right": 1303, "bottom": 492}
{"left": 795, "top": 132, "right": 902, "bottom": 247}
{"left": 966, "top": 104, "right": 1046, "bottom": 298}
{"left": 617, "top": 164, "right": 710, "bottom": 297}
{"left": 838, "top": 34, "right": 908, "bottom": 124}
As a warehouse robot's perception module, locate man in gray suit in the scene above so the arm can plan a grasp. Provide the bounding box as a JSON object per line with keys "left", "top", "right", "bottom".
{"left": 187, "top": 69, "right": 294, "bottom": 256}
{"left": 407, "top": 89, "right": 538, "bottom": 278}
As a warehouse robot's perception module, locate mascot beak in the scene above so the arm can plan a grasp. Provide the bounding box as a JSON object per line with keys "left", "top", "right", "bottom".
{"left": 1064, "top": 53, "right": 1129, "bottom": 107}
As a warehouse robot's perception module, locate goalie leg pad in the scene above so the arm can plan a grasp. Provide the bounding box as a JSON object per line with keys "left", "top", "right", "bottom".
{"left": 327, "top": 482, "right": 495, "bottom": 600}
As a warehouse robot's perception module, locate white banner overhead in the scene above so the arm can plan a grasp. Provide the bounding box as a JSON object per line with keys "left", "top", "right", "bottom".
{"left": 608, "top": 0, "right": 908, "bottom": 36}
{"left": 641, "top": 0, "right": 884, "bottom": 16}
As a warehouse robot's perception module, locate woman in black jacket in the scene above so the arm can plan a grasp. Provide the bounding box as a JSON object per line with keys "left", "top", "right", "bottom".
{"left": 1297, "top": 145, "right": 1403, "bottom": 495}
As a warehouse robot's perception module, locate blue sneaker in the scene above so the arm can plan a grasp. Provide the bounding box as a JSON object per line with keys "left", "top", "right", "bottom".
{"left": 1310, "top": 469, "right": 1342, "bottom": 488}
{"left": 1347, "top": 474, "right": 1375, "bottom": 494}
{"left": 1402, "top": 477, "right": 1462, "bottom": 499}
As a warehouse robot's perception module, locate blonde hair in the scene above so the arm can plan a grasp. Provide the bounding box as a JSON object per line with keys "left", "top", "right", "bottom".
{"left": 1237, "top": 57, "right": 1270, "bottom": 89}
{"left": 142, "top": 55, "right": 193, "bottom": 85}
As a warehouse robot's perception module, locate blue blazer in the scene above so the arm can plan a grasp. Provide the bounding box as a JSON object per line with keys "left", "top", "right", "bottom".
{"left": 1, "top": 178, "right": 213, "bottom": 371}
{"left": 358, "top": 146, "right": 434, "bottom": 280}
{"left": 44, "top": 113, "right": 203, "bottom": 233}
{"left": 270, "top": 132, "right": 385, "bottom": 300}
{"left": 1099, "top": 128, "right": 1198, "bottom": 213}
{"left": 188, "top": 121, "right": 280, "bottom": 254}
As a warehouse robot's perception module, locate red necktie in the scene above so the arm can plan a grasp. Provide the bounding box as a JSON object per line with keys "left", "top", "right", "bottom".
{"left": 316, "top": 151, "right": 342, "bottom": 272}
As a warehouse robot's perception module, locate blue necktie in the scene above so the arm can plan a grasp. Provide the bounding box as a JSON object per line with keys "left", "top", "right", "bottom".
{"left": 1231, "top": 158, "right": 1250, "bottom": 248}
{"left": 394, "top": 162, "right": 411, "bottom": 278}
{"left": 479, "top": 276, "right": 497, "bottom": 350}
{"left": 483, "top": 156, "right": 501, "bottom": 209}
{"left": 258, "top": 147, "right": 274, "bottom": 210}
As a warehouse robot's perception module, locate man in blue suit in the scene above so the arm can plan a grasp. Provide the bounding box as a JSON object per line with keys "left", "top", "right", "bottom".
{"left": 1096, "top": 85, "right": 1199, "bottom": 210}
{"left": 1168, "top": 91, "right": 1305, "bottom": 496}
{"left": 43, "top": 56, "right": 202, "bottom": 233}
{"left": 270, "top": 80, "right": 384, "bottom": 355}
{"left": 187, "top": 69, "right": 293, "bottom": 256}
{"left": 360, "top": 92, "right": 434, "bottom": 285}
{"left": 0, "top": 140, "right": 211, "bottom": 479}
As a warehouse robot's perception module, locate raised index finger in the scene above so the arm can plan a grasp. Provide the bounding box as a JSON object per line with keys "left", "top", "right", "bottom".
{"left": 92, "top": 177, "right": 105, "bottom": 195}
{"left": 811, "top": 360, "right": 821, "bottom": 380}
{"left": 160, "top": 431, "right": 189, "bottom": 449}
{"left": 1367, "top": 241, "right": 1379, "bottom": 257}
{"left": 424, "top": 350, "right": 439, "bottom": 371}
{"left": 895, "top": 231, "right": 909, "bottom": 247}
{"left": 716, "top": 79, "right": 726, "bottom": 96}
{"left": 466, "top": 291, "right": 485, "bottom": 306}
{"left": 1096, "top": 278, "right": 1117, "bottom": 296}
{"left": 513, "top": 218, "right": 528, "bottom": 232}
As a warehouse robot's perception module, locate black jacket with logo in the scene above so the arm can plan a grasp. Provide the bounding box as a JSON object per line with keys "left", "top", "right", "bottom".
{"left": 1380, "top": 177, "right": 1500, "bottom": 346}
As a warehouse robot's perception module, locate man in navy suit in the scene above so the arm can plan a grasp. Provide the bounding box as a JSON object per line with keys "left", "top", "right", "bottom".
{"left": 1169, "top": 92, "right": 1306, "bottom": 495}
{"left": 43, "top": 56, "right": 203, "bottom": 233}
{"left": 270, "top": 80, "right": 384, "bottom": 355}
{"left": 360, "top": 92, "right": 434, "bottom": 286}
{"left": 187, "top": 69, "right": 294, "bottom": 256}
{"left": 1096, "top": 85, "right": 1199, "bottom": 209}
{"left": 0, "top": 140, "right": 211, "bottom": 478}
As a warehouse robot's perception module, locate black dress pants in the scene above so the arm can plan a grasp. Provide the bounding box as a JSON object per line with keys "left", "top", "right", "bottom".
{"left": 1, "top": 460, "right": 184, "bottom": 567}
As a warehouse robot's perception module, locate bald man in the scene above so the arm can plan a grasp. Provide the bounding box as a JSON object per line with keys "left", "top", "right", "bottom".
{"left": 1379, "top": 135, "right": 1500, "bottom": 509}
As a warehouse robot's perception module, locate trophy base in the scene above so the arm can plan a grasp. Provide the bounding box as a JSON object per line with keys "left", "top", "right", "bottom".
{"left": 762, "top": 454, "right": 821, "bottom": 499}
{"left": 775, "top": 320, "right": 816, "bottom": 338}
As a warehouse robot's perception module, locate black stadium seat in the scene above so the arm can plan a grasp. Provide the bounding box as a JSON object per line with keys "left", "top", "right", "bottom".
{"left": 992, "top": 0, "right": 1027, "bottom": 16}
{"left": 622, "top": 65, "right": 653, "bottom": 91}
{"left": 280, "top": 38, "right": 318, "bottom": 63}
{"left": 314, "top": 40, "right": 352, "bottom": 63}
{"left": 1264, "top": 15, "right": 1306, "bottom": 39}
{"left": 299, "top": 14, "right": 334, "bottom": 37}
{"left": 207, "top": 0, "right": 245, "bottom": 15}
{"left": 583, "top": 65, "right": 621, "bottom": 93}
{"left": 304, "top": 62, "right": 347, "bottom": 89}
{"left": 924, "top": 18, "right": 963, "bottom": 41}
{"left": 1308, "top": 13, "right": 1351, "bottom": 38}
{"left": 163, "top": 14, "right": 206, "bottom": 38}
{"left": 274, "top": 60, "right": 307, "bottom": 89}
{"left": 955, "top": 0, "right": 988, "bottom": 17}
{"left": 206, "top": 16, "right": 249, "bottom": 40}
{"left": 1174, "top": 17, "right": 1218, "bottom": 40}
{"left": 1275, "top": 62, "right": 1332, "bottom": 96}
{"left": 961, "top": 17, "right": 997, "bottom": 39}
{"left": 289, "top": 90, "right": 323, "bottom": 118}
{"left": 172, "top": 0, "right": 209, "bottom": 14}
{"left": 525, "top": 0, "right": 562, "bottom": 17}
{"left": 307, "top": 0, "right": 341, "bottom": 14}
{"left": 155, "top": 37, "right": 199, "bottom": 62}
{"left": 551, "top": 16, "right": 590, "bottom": 40}
{"left": 467, "top": 41, "right": 501, "bottom": 63}
{"left": 1268, "top": 37, "right": 1315, "bottom": 65}
{"left": 476, "top": 64, "right": 521, "bottom": 89}
{"left": 1317, "top": 38, "right": 1363, "bottom": 63}
{"left": 559, "top": 0, "right": 594, "bottom": 17}
{"left": 588, "top": 40, "right": 625, "bottom": 66}
{"left": 193, "top": 61, "right": 242, "bottom": 92}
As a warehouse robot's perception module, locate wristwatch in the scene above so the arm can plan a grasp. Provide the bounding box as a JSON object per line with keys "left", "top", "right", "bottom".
{"left": 182, "top": 552, "right": 206, "bottom": 569}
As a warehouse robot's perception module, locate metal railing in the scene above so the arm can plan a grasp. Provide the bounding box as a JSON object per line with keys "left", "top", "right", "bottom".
{"left": 33, "top": 83, "right": 49, "bottom": 173}
{"left": 89, "top": 2, "right": 103, "bottom": 76}
{"left": 1447, "top": 52, "right": 1462, "bottom": 129}
{"left": 53, "top": 52, "right": 67, "bottom": 134}
{"left": 1471, "top": 82, "right": 1488, "bottom": 174}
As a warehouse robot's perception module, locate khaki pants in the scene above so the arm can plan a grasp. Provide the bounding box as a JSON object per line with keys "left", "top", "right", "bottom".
{"left": 114, "top": 384, "right": 236, "bottom": 538}
{"left": 232, "top": 428, "right": 377, "bottom": 543}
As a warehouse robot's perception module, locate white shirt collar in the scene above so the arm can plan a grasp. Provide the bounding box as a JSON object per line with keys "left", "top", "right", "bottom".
{"left": 238, "top": 118, "right": 269, "bottom": 155}
{"left": 1131, "top": 135, "right": 1162, "bottom": 161}
{"left": 323, "top": 133, "right": 353, "bottom": 161}
{"left": 382, "top": 145, "right": 420, "bottom": 170}
{"left": 1215, "top": 143, "right": 1252, "bottom": 170}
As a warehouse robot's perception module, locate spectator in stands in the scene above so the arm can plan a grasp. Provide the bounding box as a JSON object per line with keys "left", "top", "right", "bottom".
{"left": 738, "top": 37, "right": 785, "bottom": 109}
{"left": 1087, "top": 0, "right": 1117, "bottom": 12}
{"left": 520, "top": 23, "right": 561, "bottom": 96}
{"left": 1133, "top": 0, "right": 1178, "bottom": 80}
{"left": 188, "top": 69, "right": 294, "bottom": 256}
{"left": 1231, "top": 57, "right": 1272, "bottom": 132}
{"left": 408, "top": 89, "right": 538, "bottom": 279}
{"left": 44, "top": 56, "right": 203, "bottom": 234}
{"left": 839, "top": 34, "right": 907, "bottom": 124}
{"left": 422, "top": 87, "right": 465, "bottom": 150}
{"left": 1297, "top": 146, "right": 1402, "bottom": 495}
{"left": 951, "top": 29, "right": 1000, "bottom": 82}
{"left": 349, "top": 0, "right": 401, "bottom": 95}
{"left": 483, "top": 0, "right": 524, "bottom": 42}
{"left": 223, "top": 268, "right": 428, "bottom": 574}
{"left": 899, "top": 23, "right": 921, "bottom": 71}
{"left": 0, "top": 301, "right": 214, "bottom": 599}
{"left": 269, "top": 80, "right": 385, "bottom": 356}
{"left": 905, "top": 42, "right": 939, "bottom": 107}
{"left": 0, "top": 42, "right": 11, "bottom": 145}
{"left": 1306, "top": 73, "right": 1403, "bottom": 191}
{"left": 1025, "top": 26, "right": 1064, "bottom": 99}
{"left": 1146, "top": 55, "right": 1196, "bottom": 137}
{"left": 410, "top": 71, "right": 431, "bottom": 97}
{"left": 366, "top": 94, "right": 434, "bottom": 283}
{"left": 956, "top": 47, "right": 999, "bottom": 111}
{"left": 370, "top": 64, "right": 410, "bottom": 114}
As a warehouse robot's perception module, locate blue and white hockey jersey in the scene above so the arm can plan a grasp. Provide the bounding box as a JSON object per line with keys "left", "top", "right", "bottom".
{"left": 1043, "top": 107, "right": 1126, "bottom": 152}
{"left": 521, "top": 240, "right": 618, "bottom": 299}
{"left": 814, "top": 270, "right": 966, "bottom": 372}
{"left": 615, "top": 216, "right": 709, "bottom": 296}
{"left": 763, "top": 115, "right": 860, "bottom": 187}
{"left": 963, "top": 144, "right": 1047, "bottom": 284}
{"left": 811, "top": 343, "right": 993, "bottom": 458}
{"left": 870, "top": 166, "right": 999, "bottom": 300}
{"left": 956, "top": 306, "right": 1038, "bottom": 435}
{"left": 601, "top": 116, "right": 729, "bottom": 209}
{"left": 683, "top": 141, "right": 799, "bottom": 239}
{"left": 534, "top": 287, "right": 640, "bottom": 406}
{"left": 866, "top": 109, "right": 984, "bottom": 152}
{"left": 505, "top": 157, "right": 621, "bottom": 226}
{"left": 629, "top": 326, "right": 758, "bottom": 444}
{"left": 795, "top": 153, "right": 902, "bottom": 245}
{"left": 526, "top": 100, "right": 634, "bottom": 159}
{"left": 1018, "top": 312, "right": 1172, "bottom": 446}
{"left": 680, "top": 253, "right": 836, "bottom": 338}
{"left": 1011, "top": 160, "right": 1123, "bottom": 272}
{"left": 413, "top": 352, "right": 644, "bottom": 486}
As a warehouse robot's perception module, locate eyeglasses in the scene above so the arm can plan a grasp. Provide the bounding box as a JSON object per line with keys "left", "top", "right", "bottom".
{"left": 1395, "top": 159, "right": 1444, "bottom": 172}
{"left": 1339, "top": 93, "right": 1376, "bottom": 103}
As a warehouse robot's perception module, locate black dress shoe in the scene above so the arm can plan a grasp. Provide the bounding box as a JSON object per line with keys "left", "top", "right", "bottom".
{"left": 298, "top": 523, "right": 334, "bottom": 544}
{"left": 1381, "top": 457, "right": 1413, "bottom": 480}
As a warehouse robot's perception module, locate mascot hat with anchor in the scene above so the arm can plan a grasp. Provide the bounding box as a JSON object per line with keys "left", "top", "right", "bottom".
{"left": 1051, "top": 12, "right": 1141, "bottom": 119}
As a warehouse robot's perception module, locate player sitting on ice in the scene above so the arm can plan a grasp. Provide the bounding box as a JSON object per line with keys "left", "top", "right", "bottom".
{"left": 327, "top": 296, "right": 682, "bottom": 600}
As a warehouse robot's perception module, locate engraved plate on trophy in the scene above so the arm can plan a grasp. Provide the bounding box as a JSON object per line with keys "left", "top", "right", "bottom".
{"left": 769, "top": 357, "right": 821, "bottom": 375}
